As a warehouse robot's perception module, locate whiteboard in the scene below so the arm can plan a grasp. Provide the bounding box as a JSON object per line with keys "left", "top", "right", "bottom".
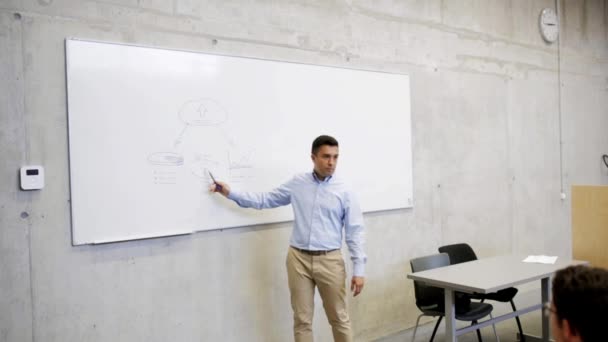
{"left": 65, "top": 39, "right": 412, "bottom": 245}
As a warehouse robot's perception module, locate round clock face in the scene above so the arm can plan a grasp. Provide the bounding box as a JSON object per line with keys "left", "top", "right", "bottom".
{"left": 539, "top": 8, "right": 559, "bottom": 43}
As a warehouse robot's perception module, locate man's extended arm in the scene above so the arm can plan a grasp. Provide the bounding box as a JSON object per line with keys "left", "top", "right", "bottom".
{"left": 211, "top": 178, "right": 292, "bottom": 209}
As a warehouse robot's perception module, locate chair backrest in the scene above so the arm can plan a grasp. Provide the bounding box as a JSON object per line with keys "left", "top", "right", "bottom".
{"left": 410, "top": 253, "right": 450, "bottom": 311}
{"left": 411, "top": 253, "right": 450, "bottom": 273}
{"left": 438, "top": 243, "right": 478, "bottom": 265}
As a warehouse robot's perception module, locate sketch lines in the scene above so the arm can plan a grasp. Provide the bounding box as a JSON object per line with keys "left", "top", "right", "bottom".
{"left": 147, "top": 99, "right": 255, "bottom": 187}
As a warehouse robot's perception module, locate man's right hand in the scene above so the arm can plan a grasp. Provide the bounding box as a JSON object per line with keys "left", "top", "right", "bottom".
{"left": 209, "top": 181, "right": 230, "bottom": 197}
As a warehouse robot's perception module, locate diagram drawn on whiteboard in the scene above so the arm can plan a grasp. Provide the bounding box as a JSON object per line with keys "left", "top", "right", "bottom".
{"left": 147, "top": 99, "right": 255, "bottom": 188}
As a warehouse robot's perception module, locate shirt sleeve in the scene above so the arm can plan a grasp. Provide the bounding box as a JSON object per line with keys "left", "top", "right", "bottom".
{"left": 226, "top": 178, "right": 292, "bottom": 209}
{"left": 344, "top": 191, "right": 367, "bottom": 277}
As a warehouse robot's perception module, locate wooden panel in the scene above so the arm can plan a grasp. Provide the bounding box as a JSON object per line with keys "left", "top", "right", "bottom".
{"left": 572, "top": 185, "right": 608, "bottom": 268}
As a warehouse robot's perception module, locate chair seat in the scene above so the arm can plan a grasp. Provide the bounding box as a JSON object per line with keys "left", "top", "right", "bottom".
{"left": 418, "top": 301, "right": 494, "bottom": 322}
{"left": 455, "top": 302, "right": 494, "bottom": 321}
{"left": 472, "top": 287, "right": 518, "bottom": 302}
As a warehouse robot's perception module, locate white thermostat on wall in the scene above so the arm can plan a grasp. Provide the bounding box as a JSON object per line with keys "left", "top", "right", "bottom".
{"left": 20, "top": 165, "right": 45, "bottom": 190}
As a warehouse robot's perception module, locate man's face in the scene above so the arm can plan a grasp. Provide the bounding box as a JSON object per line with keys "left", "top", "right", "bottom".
{"left": 311, "top": 145, "right": 338, "bottom": 179}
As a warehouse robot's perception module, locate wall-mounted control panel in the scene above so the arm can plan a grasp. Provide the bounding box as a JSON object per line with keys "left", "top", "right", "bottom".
{"left": 20, "top": 166, "right": 45, "bottom": 190}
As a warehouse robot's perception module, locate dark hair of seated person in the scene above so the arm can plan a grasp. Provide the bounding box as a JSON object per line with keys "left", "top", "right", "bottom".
{"left": 552, "top": 265, "right": 608, "bottom": 341}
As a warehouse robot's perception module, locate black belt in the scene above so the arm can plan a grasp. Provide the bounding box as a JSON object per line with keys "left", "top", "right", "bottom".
{"left": 292, "top": 246, "right": 338, "bottom": 256}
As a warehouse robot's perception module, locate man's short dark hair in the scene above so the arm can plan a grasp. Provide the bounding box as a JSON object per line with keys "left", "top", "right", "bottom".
{"left": 552, "top": 265, "right": 608, "bottom": 341}
{"left": 311, "top": 135, "right": 339, "bottom": 154}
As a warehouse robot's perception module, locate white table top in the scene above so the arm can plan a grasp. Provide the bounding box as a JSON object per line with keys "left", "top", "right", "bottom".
{"left": 407, "top": 255, "right": 586, "bottom": 294}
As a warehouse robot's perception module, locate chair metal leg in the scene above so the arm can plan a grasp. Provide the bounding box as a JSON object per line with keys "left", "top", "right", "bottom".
{"left": 510, "top": 300, "right": 525, "bottom": 342}
{"left": 470, "top": 320, "right": 483, "bottom": 342}
{"left": 490, "top": 313, "right": 500, "bottom": 342}
{"left": 411, "top": 314, "right": 424, "bottom": 342}
{"left": 429, "top": 316, "right": 442, "bottom": 342}
{"left": 473, "top": 320, "right": 483, "bottom": 342}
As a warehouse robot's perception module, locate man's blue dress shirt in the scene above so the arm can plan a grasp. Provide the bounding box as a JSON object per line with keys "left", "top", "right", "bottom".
{"left": 227, "top": 172, "right": 367, "bottom": 276}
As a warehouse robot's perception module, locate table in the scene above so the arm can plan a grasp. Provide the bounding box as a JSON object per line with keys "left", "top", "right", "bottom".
{"left": 407, "top": 255, "right": 586, "bottom": 341}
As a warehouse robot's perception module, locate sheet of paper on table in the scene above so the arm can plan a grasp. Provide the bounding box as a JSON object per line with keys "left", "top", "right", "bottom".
{"left": 522, "top": 255, "right": 558, "bottom": 264}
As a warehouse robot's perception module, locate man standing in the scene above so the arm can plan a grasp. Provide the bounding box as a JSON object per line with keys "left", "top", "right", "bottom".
{"left": 549, "top": 265, "right": 608, "bottom": 342}
{"left": 211, "top": 135, "right": 366, "bottom": 342}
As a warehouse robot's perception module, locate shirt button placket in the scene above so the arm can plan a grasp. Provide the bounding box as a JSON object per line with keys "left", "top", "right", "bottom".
{"left": 308, "top": 182, "right": 320, "bottom": 249}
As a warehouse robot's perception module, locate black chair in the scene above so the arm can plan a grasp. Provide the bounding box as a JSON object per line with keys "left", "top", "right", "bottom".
{"left": 410, "top": 253, "right": 498, "bottom": 342}
{"left": 438, "top": 243, "right": 524, "bottom": 341}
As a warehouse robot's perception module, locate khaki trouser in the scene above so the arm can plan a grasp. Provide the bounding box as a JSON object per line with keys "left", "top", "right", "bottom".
{"left": 286, "top": 246, "right": 352, "bottom": 342}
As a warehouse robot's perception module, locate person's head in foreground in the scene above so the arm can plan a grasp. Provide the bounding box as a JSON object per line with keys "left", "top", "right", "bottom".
{"left": 550, "top": 265, "right": 608, "bottom": 342}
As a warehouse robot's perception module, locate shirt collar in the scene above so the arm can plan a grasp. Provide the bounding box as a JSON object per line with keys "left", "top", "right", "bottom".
{"left": 312, "top": 170, "right": 332, "bottom": 183}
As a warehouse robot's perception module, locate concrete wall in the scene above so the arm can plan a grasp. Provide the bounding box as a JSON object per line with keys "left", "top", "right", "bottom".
{"left": 1, "top": 1, "right": 607, "bottom": 341}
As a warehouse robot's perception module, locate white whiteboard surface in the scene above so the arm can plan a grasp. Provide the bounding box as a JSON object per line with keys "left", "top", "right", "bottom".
{"left": 66, "top": 39, "right": 412, "bottom": 245}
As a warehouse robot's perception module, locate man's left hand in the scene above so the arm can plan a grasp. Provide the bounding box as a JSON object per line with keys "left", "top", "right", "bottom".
{"left": 351, "top": 276, "right": 365, "bottom": 297}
